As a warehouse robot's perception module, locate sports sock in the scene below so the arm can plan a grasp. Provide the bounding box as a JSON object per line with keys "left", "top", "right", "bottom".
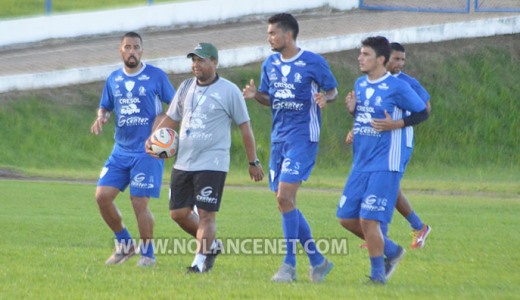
{"left": 369, "top": 256, "right": 386, "bottom": 282}
{"left": 281, "top": 209, "right": 299, "bottom": 267}
{"left": 297, "top": 209, "right": 324, "bottom": 267}
{"left": 383, "top": 236, "right": 399, "bottom": 258}
{"left": 210, "top": 239, "right": 218, "bottom": 251}
{"left": 140, "top": 239, "right": 155, "bottom": 259}
{"left": 191, "top": 253, "right": 207, "bottom": 272}
{"left": 406, "top": 211, "right": 424, "bottom": 231}
{"left": 114, "top": 228, "right": 132, "bottom": 245}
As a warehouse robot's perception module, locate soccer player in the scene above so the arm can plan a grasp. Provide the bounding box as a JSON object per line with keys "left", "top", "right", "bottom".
{"left": 146, "top": 42, "right": 264, "bottom": 273}
{"left": 242, "top": 13, "right": 338, "bottom": 283}
{"left": 376, "top": 42, "right": 432, "bottom": 249}
{"left": 90, "top": 31, "right": 176, "bottom": 267}
{"left": 337, "top": 36, "right": 428, "bottom": 284}
{"left": 346, "top": 42, "right": 432, "bottom": 250}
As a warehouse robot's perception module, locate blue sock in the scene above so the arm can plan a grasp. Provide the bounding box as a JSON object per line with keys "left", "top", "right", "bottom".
{"left": 140, "top": 240, "right": 155, "bottom": 259}
{"left": 114, "top": 228, "right": 132, "bottom": 245}
{"left": 297, "top": 209, "right": 324, "bottom": 267}
{"left": 380, "top": 222, "right": 389, "bottom": 237}
{"left": 383, "top": 236, "right": 399, "bottom": 258}
{"left": 281, "top": 209, "right": 299, "bottom": 267}
{"left": 369, "top": 256, "right": 385, "bottom": 282}
{"left": 406, "top": 211, "right": 424, "bottom": 231}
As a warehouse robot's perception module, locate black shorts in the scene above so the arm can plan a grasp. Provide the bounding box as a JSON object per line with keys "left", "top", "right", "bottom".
{"left": 169, "top": 169, "right": 227, "bottom": 212}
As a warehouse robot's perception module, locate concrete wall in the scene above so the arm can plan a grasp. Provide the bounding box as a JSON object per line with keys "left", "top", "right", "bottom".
{"left": 1, "top": 0, "right": 520, "bottom": 92}
{"left": 0, "top": 0, "right": 357, "bottom": 47}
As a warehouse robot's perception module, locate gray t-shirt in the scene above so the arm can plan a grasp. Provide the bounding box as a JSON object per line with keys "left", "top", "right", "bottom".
{"left": 166, "top": 76, "right": 250, "bottom": 172}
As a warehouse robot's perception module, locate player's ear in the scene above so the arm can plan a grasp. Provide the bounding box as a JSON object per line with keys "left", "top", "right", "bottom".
{"left": 377, "top": 55, "right": 386, "bottom": 66}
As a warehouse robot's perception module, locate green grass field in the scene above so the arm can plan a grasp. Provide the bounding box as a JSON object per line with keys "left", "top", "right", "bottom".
{"left": 0, "top": 0, "right": 186, "bottom": 18}
{"left": 1, "top": 180, "right": 519, "bottom": 299}
{"left": 0, "top": 9, "right": 519, "bottom": 298}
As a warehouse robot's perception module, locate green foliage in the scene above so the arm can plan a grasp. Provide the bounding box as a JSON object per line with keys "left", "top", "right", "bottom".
{"left": 0, "top": 35, "right": 519, "bottom": 182}
{"left": 412, "top": 43, "right": 520, "bottom": 170}
{"left": 1, "top": 180, "right": 519, "bottom": 299}
{"left": 0, "top": 0, "right": 184, "bottom": 18}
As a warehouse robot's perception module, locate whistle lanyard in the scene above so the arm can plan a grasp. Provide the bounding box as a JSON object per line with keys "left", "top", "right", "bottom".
{"left": 186, "top": 84, "right": 210, "bottom": 136}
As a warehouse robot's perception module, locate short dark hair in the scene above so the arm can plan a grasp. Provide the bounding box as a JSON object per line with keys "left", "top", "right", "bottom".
{"left": 362, "top": 36, "right": 391, "bottom": 65}
{"left": 390, "top": 42, "right": 406, "bottom": 53}
{"left": 268, "top": 13, "right": 299, "bottom": 40}
{"left": 121, "top": 31, "right": 143, "bottom": 44}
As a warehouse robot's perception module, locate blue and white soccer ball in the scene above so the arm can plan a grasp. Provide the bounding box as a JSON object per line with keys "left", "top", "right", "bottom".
{"left": 150, "top": 128, "right": 179, "bottom": 159}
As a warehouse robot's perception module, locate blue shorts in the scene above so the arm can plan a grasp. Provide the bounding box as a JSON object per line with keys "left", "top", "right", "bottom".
{"left": 268, "top": 141, "right": 318, "bottom": 192}
{"left": 336, "top": 171, "right": 403, "bottom": 223}
{"left": 97, "top": 152, "right": 164, "bottom": 198}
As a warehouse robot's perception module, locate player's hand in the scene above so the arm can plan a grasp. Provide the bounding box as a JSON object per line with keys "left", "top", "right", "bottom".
{"left": 314, "top": 92, "right": 327, "bottom": 109}
{"left": 345, "top": 129, "right": 354, "bottom": 144}
{"left": 371, "top": 110, "right": 401, "bottom": 131}
{"left": 345, "top": 91, "right": 356, "bottom": 115}
{"left": 144, "top": 137, "right": 160, "bottom": 158}
{"left": 249, "top": 164, "right": 264, "bottom": 182}
{"left": 242, "top": 79, "right": 257, "bottom": 99}
{"left": 90, "top": 114, "right": 109, "bottom": 135}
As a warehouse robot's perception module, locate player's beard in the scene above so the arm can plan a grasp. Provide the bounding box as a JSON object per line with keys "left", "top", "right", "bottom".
{"left": 271, "top": 45, "right": 283, "bottom": 53}
{"left": 124, "top": 55, "right": 140, "bottom": 69}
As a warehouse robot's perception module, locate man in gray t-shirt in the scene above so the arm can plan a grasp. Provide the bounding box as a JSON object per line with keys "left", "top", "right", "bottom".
{"left": 168, "top": 75, "right": 250, "bottom": 172}
{"left": 146, "top": 43, "right": 264, "bottom": 273}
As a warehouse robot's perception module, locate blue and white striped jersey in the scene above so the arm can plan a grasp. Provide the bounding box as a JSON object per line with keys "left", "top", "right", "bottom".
{"left": 258, "top": 50, "right": 337, "bottom": 143}
{"left": 100, "top": 63, "right": 175, "bottom": 155}
{"left": 352, "top": 72, "right": 426, "bottom": 172}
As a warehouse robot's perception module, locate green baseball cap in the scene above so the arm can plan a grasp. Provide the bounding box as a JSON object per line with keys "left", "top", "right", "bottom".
{"left": 187, "top": 42, "right": 218, "bottom": 60}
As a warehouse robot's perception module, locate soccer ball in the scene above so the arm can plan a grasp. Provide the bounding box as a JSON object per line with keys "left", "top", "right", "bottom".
{"left": 150, "top": 128, "right": 179, "bottom": 158}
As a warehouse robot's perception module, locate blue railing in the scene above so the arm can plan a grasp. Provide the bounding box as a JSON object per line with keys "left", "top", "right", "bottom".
{"left": 474, "top": 0, "right": 520, "bottom": 12}
{"left": 359, "top": 0, "right": 520, "bottom": 13}
{"left": 359, "top": 0, "right": 471, "bottom": 13}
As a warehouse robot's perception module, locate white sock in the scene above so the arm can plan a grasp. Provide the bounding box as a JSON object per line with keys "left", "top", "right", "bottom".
{"left": 191, "top": 253, "right": 206, "bottom": 272}
{"left": 210, "top": 239, "right": 218, "bottom": 251}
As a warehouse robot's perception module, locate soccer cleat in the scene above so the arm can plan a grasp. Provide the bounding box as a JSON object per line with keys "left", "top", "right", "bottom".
{"left": 308, "top": 258, "right": 334, "bottom": 282}
{"left": 186, "top": 265, "right": 204, "bottom": 274}
{"left": 136, "top": 256, "right": 156, "bottom": 267}
{"left": 271, "top": 263, "right": 297, "bottom": 282}
{"left": 105, "top": 243, "right": 137, "bottom": 265}
{"left": 366, "top": 276, "right": 386, "bottom": 285}
{"left": 385, "top": 246, "right": 406, "bottom": 280}
{"left": 411, "top": 224, "right": 432, "bottom": 250}
{"left": 203, "top": 239, "right": 223, "bottom": 272}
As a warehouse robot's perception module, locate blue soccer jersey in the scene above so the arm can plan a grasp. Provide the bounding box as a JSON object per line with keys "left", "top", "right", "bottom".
{"left": 352, "top": 72, "right": 426, "bottom": 173}
{"left": 99, "top": 63, "right": 175, "bottom": 155}
{"left": 396, "top": 72, "right": 430, "bottom": 104}
{"left": 394, "top": 71, "right": 430, "bottom": 148}
{"left": 258, "top": 50, "right": 338, "bottom": 143}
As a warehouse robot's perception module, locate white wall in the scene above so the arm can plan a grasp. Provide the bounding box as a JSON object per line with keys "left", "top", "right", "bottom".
{"left": 1, "top": 1, "right": 520, "bottom": 93}
{"left": 0, "top": 0, "right": 358, "bottom": 47}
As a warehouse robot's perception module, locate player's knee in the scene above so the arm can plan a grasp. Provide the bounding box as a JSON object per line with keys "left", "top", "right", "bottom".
{"left": 339, "top": 218, "right": 356, "bottom": 231}
{"left": 276, "top": 195, "right": 295, "bottom": 211}
{"left": 170, "top": 209, "right": 189, "bottom": 223}
{"left": 360, "top": 218, "right": 380, "bottom": 232}
{"left": 95, "top": 192, "right": 113, "bottom": 207}
{"left": 197, "top": 210, "right": 216, "bottom": 225}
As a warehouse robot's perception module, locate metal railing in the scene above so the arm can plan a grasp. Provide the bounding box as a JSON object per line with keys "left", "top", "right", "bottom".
{"left": 359, "top": 0, "right": 520, "bottom": 13}
{"left": 474, "top": 0, "right": 520, "bottom": 12}
{"left": 359, "top": 0, "right": 471, "bottom": 13}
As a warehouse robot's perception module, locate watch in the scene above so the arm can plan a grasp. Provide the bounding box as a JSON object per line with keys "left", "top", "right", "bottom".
{"left": 249, "top": 159, "right": 261, "bottom": 167}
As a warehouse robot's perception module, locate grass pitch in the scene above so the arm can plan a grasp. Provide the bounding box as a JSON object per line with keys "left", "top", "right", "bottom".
{"left": 1, "top": 180, "right": 519, "bottom": 299}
